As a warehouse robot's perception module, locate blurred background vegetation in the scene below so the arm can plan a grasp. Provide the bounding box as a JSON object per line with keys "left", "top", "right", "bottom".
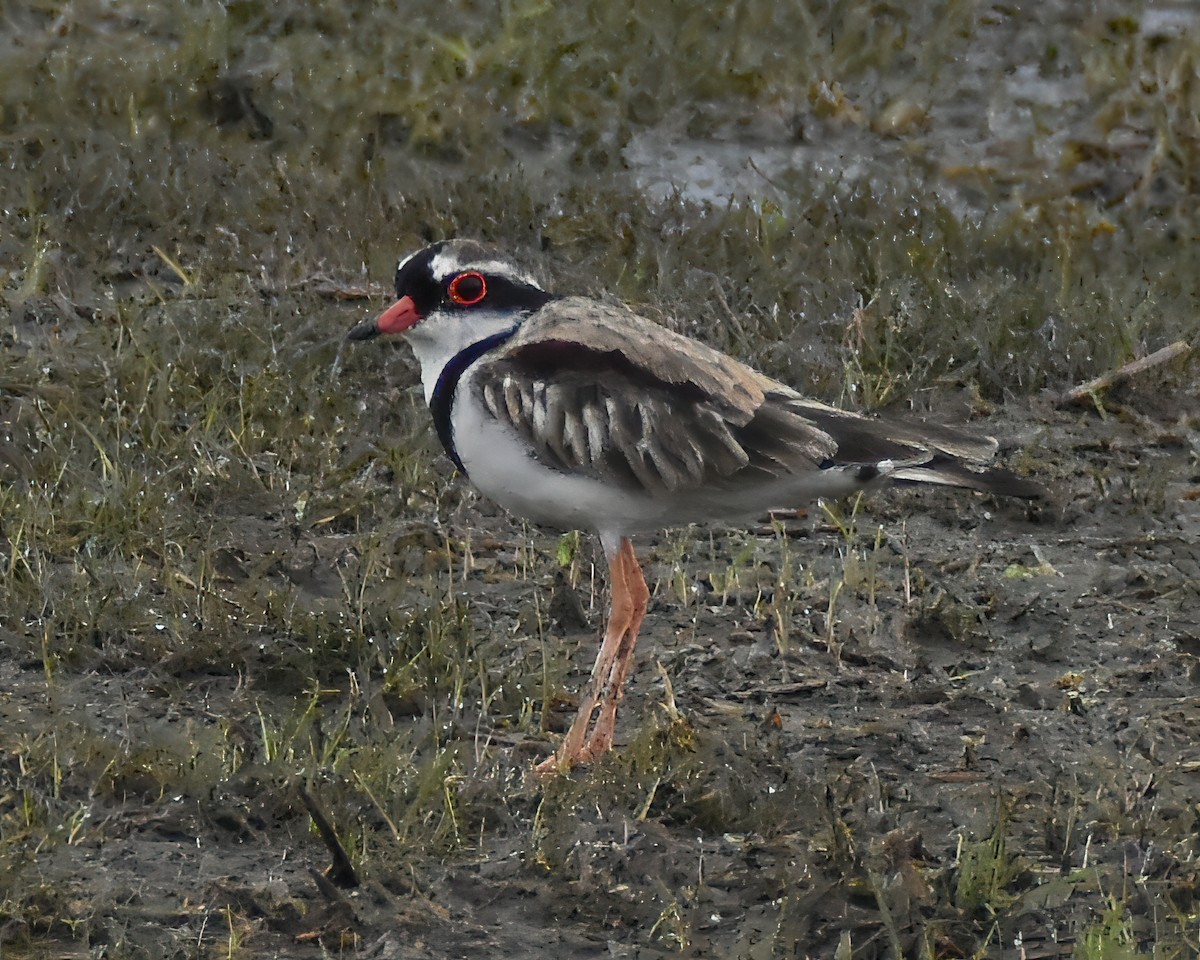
{"left": 3, "top": 0, "right": 1196, "bottom": 390}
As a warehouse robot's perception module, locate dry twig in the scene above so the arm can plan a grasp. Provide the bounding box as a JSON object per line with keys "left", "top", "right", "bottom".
{"left": 1058, "top": 339, "right": 1192, "bottom": 407}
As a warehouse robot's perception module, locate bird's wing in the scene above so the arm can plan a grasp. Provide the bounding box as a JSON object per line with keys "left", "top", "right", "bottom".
{"left": 468, "top": 299, "right": 838, "bottom": 494}
{"left": 469, "top": 298, "right": 1039, "bottom": 499}
{"left": 775, "top": 395, "right": 999, "bottom": 463}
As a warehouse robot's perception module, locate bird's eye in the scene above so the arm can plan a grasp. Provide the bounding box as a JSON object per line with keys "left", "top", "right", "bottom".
{"left": 448, "top": 272, "right": 487, "bottom": 306}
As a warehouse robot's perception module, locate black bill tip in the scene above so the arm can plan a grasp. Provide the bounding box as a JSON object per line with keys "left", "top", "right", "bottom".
{"left": 347, "top": 320, "right": 381, "bottom": 341}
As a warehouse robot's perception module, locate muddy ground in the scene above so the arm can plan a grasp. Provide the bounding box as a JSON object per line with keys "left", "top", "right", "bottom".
{"left": 2, "top": 2, "right": 1200, "bottom": 958}
{"left": 3, "top": 348, "right": 1198, "bottom": 960}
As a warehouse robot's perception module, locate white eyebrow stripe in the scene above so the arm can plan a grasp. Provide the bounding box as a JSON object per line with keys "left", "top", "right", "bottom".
{"left": 427, "top": 249, "right": 542, "bottom": 288}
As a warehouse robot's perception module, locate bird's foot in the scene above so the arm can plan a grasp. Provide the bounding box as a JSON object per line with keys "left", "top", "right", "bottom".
{"left": 530, "top": 744, "right": 594, "bottom": 781}
{"left": 530, "top": 751, "right": 570, "bottom": 781}
{"left": 530, "top": 722, "right": 618, "bottom": 781}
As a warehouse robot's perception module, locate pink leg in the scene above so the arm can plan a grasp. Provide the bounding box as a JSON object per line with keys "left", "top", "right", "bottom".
{"left": 533, "top": 537, "right": 648, "bottom": 777}
{"left": 580, "top": 540, "right": 649, "bottom": 759}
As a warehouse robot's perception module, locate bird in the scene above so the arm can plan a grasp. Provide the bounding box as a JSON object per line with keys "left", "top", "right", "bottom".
{"left": 347, "top": 239, "right": 1042, "bottom": 776}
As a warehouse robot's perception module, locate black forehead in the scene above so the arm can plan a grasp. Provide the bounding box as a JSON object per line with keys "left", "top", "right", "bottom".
{"left": 395, "top": 241, "right": 504, "bottom": 292}
{"left": 393, "top": 243, "right": 444, "bottom": 296}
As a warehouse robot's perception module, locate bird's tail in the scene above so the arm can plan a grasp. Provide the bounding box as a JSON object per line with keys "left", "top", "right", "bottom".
{"left": 890, "top": 453, "right": 1044, "bottom": 499}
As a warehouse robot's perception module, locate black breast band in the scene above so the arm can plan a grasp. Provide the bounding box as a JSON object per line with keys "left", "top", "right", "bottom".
{"left": 428, "top": 328, "right": 518, "bottom": 476}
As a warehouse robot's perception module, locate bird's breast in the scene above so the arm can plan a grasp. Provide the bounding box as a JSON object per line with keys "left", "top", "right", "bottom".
{"left": 449, "top": 375, "right": 668, "bottom": 534}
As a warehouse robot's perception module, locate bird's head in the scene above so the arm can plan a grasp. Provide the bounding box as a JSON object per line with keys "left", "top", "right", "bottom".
{"left": 347, "top": 239, "right": 552, "bottom": 342}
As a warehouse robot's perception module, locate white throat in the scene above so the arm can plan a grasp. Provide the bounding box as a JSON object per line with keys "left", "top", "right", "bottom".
{"left": 404, "top": 308, "right": 523, "bottom": 403}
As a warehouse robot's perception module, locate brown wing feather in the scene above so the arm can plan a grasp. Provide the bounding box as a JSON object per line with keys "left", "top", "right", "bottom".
{"left": 504, "top": 299, "right": 767, "bottom": 421}
{"left": 782, "top": 397, "right": 999, "bottom": 462}
{"left": 472, "top": 297, "right": 1039, "bottom": 499}
{"left": 473, "top": 299, "right": 836, "bottom": 494}
{"left": 477, "top": 364, "right": 760, "bottom": 493}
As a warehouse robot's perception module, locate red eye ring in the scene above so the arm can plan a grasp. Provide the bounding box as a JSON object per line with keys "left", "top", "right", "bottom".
{"left": 448, "top": 271, "right": 488, "bottom": 306}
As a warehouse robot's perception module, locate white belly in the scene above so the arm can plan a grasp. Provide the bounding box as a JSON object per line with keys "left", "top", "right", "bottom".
{"left": 449, "top": 392, "right": 874, "bottom": 538}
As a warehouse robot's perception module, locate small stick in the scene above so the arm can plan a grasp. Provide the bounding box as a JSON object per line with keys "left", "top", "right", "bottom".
{"left": 298, "top": 786, "right": 360, "bottom": 890}
{"left": 1058, "top": 340, "right": 1192, "bottom": 407}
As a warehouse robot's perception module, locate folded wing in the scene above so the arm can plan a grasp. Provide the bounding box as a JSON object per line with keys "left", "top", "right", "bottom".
{"left": 470, "top": 298, "right": 1041, "bottom": 500}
